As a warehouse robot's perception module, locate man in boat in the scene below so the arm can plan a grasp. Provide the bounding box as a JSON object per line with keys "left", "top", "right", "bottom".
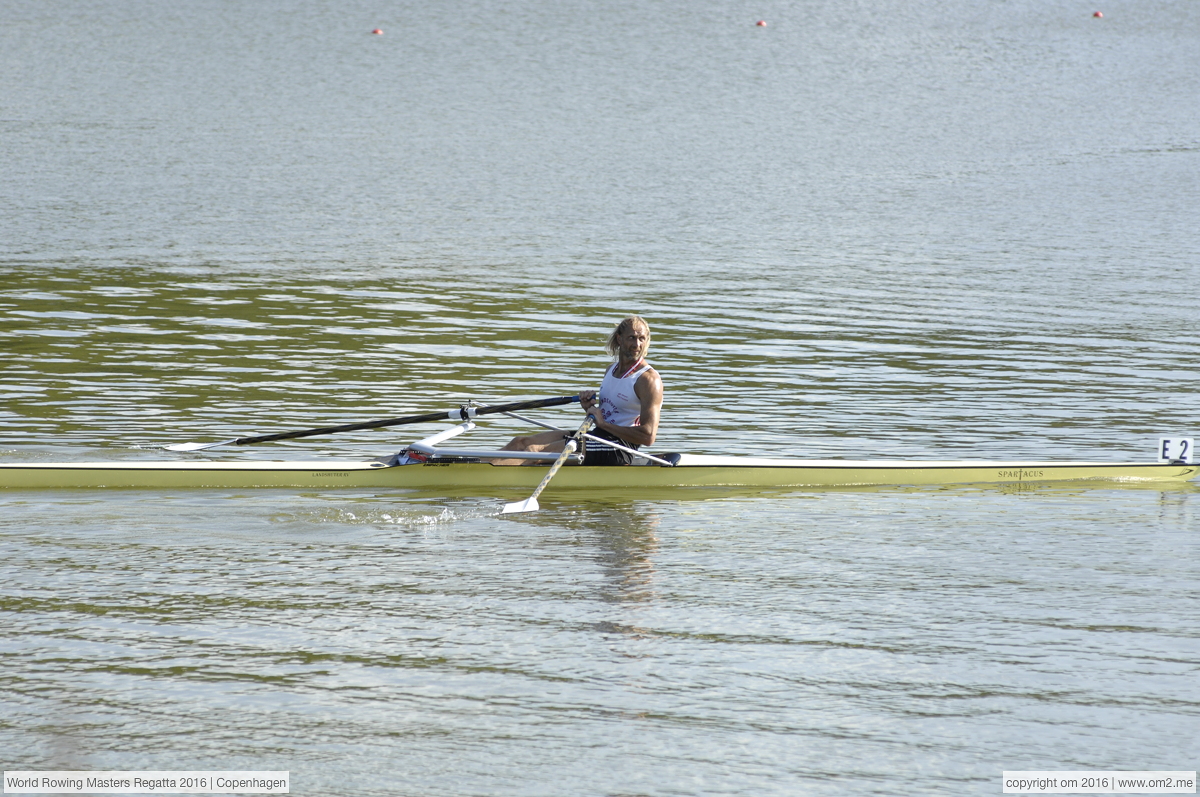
{"left": 497, "top": 316, "right": 663, "bottom": 466}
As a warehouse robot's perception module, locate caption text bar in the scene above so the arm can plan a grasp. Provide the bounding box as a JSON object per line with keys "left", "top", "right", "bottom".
{"left": 4, "top": 772, "right": 289, "bottom": 794}
{"left": 1004, "top": 772, "right": 1196, "bottom": 794}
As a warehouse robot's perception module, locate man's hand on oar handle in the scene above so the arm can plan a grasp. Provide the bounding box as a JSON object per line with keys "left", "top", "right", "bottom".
{"left": 579, "top": 390, "right": 607, "bottom": 437}
{"left": 579, "top": 389, "right": 600, "bottom": 417}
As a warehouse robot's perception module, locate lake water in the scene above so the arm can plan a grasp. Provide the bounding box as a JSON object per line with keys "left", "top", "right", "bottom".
{"left": 1, "top": 0, "right": 1198, "bottom": 794}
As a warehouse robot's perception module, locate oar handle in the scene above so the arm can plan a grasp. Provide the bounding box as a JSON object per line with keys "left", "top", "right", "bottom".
{"left": 230, "top": 395, "right": 580, "bottom": 446}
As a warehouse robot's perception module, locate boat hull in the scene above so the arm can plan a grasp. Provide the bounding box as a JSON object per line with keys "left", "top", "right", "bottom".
{"left": 1, "top": 455, "right": 1196, "bottom": 491}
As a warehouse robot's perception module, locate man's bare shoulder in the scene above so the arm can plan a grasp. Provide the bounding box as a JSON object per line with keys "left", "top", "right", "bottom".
{"left": 635, "top": 366, "right": 664, "bottom": 397}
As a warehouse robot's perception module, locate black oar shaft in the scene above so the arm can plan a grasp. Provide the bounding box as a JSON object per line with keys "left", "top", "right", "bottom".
{"left": 231, "top": 395, "right": 580, "bottom": 446}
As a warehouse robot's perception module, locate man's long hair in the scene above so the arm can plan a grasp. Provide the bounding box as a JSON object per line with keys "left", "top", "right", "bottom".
{"left": 605, "top": 316, "right": 650, "bottom": 361}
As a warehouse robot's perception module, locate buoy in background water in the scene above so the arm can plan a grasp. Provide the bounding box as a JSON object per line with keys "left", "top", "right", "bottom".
{"left": 372, "top": 28, "right": 384, "bottom": 34}
{"left": 756, "top": 20, "right": 768, "bottom": 27}
{"left": 1092, "top": 11, "right": 1103, "bottom": 17}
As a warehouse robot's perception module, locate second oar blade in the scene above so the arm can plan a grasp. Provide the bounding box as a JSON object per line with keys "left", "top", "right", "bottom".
{"left": 164, "top": 438, "right": 239, "bottom": 452}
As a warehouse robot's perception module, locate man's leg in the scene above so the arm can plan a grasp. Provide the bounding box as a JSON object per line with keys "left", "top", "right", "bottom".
{"left": 491, "top": 430, "right": 568, "bottom": 466}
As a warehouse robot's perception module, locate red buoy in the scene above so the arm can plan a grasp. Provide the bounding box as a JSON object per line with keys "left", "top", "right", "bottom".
{"left": 756, "top": 19, "right": 767, "bottom": 26}
{"left": 372, "top": 28, "right": 384, "bottom": 34}
{"left": 1092, "top": 11, "right": 1103, "bottom": 17}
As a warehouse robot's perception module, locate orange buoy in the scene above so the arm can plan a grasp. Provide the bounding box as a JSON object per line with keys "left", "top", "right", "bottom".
{"left": 1092, "top": 11, "right": 1103, "bottom": 17}
{"left": 756, "top": 19, "right": 767, "bottom": 26}
{"left": 372, "top": 28, "right": 384, "bottom": 34}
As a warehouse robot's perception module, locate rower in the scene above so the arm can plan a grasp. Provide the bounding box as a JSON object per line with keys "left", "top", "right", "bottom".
{"left": 496, "top": 316, "right": 664, "bottom": 466}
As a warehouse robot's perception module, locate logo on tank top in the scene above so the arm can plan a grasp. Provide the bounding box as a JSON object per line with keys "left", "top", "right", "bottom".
{"left": 599, "top": 362, "right": 646, "bottom": 426}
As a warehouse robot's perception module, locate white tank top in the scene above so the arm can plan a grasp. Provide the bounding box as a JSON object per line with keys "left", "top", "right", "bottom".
{"left": 598, "top": 360, "right": 651, "bottom": 427}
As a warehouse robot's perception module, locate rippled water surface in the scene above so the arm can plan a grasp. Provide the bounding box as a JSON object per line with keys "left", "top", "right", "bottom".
{"left": 2, "top": 0, "right": 1198, "bottom": 794}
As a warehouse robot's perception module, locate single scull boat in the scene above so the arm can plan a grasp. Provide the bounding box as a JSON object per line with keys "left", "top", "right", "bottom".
{"left": 1, "top": 398, "right": 1194, "bottom": 493}
{"left": 1, "top": 455, "right": 1195, "bottom": 491}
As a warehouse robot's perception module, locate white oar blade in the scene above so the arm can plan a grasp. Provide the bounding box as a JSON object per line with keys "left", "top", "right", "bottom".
{"left": 500, "top": 497, "right": 540, "bottom": 514}
{"left": 163, "top": 439, "right": 238, "bottom": 452}
{"left": 499, "top": 418, "right": 590, "bottom": 515}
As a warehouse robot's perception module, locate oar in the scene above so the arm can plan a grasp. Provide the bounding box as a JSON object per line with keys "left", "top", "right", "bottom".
{"left": 501, "top": 416, "right": 593, "bottom": 514}
{"left": 164, "top": 395, "right": 580, "bottom": 452}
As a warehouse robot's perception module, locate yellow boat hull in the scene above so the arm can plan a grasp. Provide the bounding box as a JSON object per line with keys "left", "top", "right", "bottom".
{"left": 1, "top": 455, "right": 1196, "bottom": 491}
